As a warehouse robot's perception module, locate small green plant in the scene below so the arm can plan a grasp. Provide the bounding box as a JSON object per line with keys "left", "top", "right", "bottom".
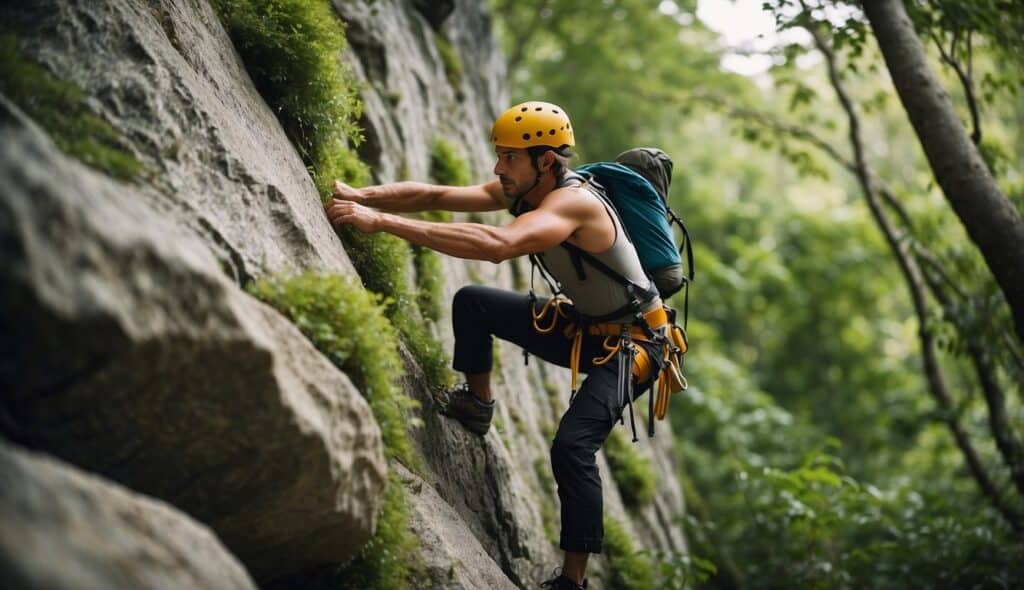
{"left": 603, "top": 517, "right": 655, "bottom": 590}
{"left": 210, "top": 0, "right": 369, "bottom": 193}
{"left": 335, "top": 471, "right": 422, "bottom": 589}
{"left": 604, "top": 428, "right": 658, "bottom": 510}
{"left": 0, "top": 34, "right": 143, "bottom": 180}
{"left": 247, "top": 272, "right": 419, "bottom": 468}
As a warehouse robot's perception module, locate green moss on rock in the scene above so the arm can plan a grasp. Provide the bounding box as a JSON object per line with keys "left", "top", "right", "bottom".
{"left": 247, "top": 272, "right": 419, "bottom": 468}
{"left": 604, "top": 428, "right": 658, "bottom": 510}
{"left": 433, "top": 32, "right": 463, "bottom": 94}
{"left": 412, "top": 243, "right": 444, "bottom": 322}
{"left": 335, "top": 471, "right": 422, "bottom": 590}
{"left": 0, "top": 34, "right": 143, "bottom": 181}
{"left": 603, "top": 517, "right": 655, "bottom": 590}
{"left": 210, "top": 0, "right": 369, "bottom": 193}
{"left": 429, "top": 137, "right": 471, "bottom": 187}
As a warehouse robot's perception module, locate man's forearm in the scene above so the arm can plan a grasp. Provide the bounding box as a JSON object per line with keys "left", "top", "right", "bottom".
{"left": 376, "top": 213, "right": 510, "bottom": 263}
{"left": 361, "top": 182, "right": 441, "bottom": 212}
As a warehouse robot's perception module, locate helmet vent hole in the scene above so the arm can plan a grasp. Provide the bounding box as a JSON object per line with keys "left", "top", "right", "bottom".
{"left": 521, "top": 133, "right": 531, "bottom": 141}
{"left": 535, "top": 107, "right": 543, "bottom": 111}
{"left": 515, "top": 116, "right": 522, "bottom": 122}
{"left": 549, "top": 129, "right": 556, "bottom": 135}
{"left": 553, "top": 109, "right": 559, "bottom": 114}
{"left": 521, "top": 107, "right": 528, "bottom": 112}
{"left": 536, "top": 131, "right": 543, "bottom": 137}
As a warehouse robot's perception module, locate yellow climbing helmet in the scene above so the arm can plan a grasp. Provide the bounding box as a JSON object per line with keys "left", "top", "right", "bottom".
{"left": 491, "top": 101, "right": 575, "bottom": 150}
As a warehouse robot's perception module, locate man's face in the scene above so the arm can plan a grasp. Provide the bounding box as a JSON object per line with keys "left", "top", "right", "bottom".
{"left": 493, "top": 146, "right": 535, "bottom": 199}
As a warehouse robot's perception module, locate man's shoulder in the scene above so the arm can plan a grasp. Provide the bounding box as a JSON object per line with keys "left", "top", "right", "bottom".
{"left": 540, "top": 184, "right": 599, "bottom": 210}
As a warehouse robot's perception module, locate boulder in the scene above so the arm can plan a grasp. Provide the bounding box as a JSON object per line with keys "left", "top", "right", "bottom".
{"left": 0, "top": 442, "right": 256, "bottom": 590}
{"left": 0, "top": 103, "right": 387, "bottom": 581}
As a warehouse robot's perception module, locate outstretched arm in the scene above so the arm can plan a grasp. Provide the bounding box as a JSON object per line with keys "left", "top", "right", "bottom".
{"left": 332, "top": 179, "right": 506, "bottom": 213}
{"left": 326, "top": 190, "right": 582, "bottom": 263}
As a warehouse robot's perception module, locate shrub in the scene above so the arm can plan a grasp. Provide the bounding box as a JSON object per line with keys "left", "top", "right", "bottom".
{"left": 210, "top": 0, "right": 368, "bottom": 192}
{"left": 0, "top": 33, "right": 143, "bottom": 181}
{"left": 246, "top": 272, "right": 419, "bottom": 467}
{"left": 604, "top": 428, "right": 658, "bottom": 510}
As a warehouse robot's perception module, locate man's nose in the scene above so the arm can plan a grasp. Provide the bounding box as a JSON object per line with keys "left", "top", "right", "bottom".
{"left": 493, "top": 159, "right": 503, "bottom": 175}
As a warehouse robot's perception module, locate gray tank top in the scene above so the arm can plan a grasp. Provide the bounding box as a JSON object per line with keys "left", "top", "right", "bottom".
{"left": 513, "top": 171, "right": 660, "bottom": 322}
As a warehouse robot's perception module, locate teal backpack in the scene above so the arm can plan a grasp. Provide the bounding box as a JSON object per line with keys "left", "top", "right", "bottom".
{"left": 576, "top": 147, "right": 694, "bottom": 321}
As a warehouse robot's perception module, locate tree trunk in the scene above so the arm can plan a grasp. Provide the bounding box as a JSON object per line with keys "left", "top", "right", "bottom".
{"left": 862, "top": 0, "right": 1024, "bottom": 345}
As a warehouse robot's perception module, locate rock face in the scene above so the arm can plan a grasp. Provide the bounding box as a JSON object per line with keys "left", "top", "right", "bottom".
{"left": 0, "top": 0, "right": 689, "bottom": 586}
{"left": 335, "top": 0, "right": 507, "bottom": 184}
{"left": 0, "top": 442, "right": 257, "bottom": 590}
{"left": 4, "top": 0, "right": 353, "bottom": 284}
{"left": 0, "top": 104, "right": 387, "bottom": 581}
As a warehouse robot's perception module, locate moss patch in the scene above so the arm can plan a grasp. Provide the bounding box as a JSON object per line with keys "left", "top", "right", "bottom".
{"left": 247, "top": 272, "right": 419, "bottom": 468}
{"left": 409, "top": 209, "right": 451, "bottom": 325}
{"left": 0, "top": 34, "right": 143, "bottom": 181}
{"left": 337, "top": 226, "right": 452, "bottom": 389}
{"left": 533, "top": 457, "right": 559, "bottom": 545}
{"left": 604, "top": 428, "right": 658, "bottom": 510}
{"left": 412, "top": 242, "right": 444, "bottom": 322}
{"left": 433, "top": 32, "right": 463, "bottom": 95}
{"left": 429, "top": 137, "right": 471, "bottom": 187}
{"left": 603, "top": 517, "right": 656, "bottom": 590}
{"left": 334, "top": 471, "right": 422, "bottom": 589}
{"left": 210, "top": 0, "right": 369, "bottom": 193}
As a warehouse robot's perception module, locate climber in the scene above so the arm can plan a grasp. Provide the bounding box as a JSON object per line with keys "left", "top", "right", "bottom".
{"left": 325, "top": 101, "right": 666, "bottom": 590}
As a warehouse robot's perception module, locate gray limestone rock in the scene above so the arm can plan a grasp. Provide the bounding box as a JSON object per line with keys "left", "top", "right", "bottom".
{"left": 397, "top": 463, "right": 519, "bottom": 590}
{"left": 0, "top": 442, "right": 257, "bottom": 590}
{"left": 334, "top": 0, "right": 507, "bottom": 185}
{"left": 2, "top": 0, "right": 354, "bottom": 283}
{"left": 0, "top": 104, "right": 387, "bottom": 582}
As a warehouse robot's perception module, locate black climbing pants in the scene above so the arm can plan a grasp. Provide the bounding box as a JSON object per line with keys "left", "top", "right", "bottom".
{"left": 451, "top": 285, "right": 660, "bottom": 554}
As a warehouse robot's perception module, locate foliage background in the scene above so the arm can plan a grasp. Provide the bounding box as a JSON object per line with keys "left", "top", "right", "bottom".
{"left": 490, "top": 0, "right": 1024, "bottom": 587}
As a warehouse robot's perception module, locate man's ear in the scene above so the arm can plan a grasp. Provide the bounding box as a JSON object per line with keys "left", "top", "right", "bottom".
{"left": 539, "top": 150, "right": 556, "bottom": 173}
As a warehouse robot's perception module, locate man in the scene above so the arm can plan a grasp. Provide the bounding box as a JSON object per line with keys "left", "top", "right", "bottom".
{"left": 326, "top": 101, "right": 667, "bottom": 590}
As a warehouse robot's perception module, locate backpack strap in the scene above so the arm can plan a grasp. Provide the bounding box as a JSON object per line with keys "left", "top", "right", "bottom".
{"left": 666, "top": 207, "right": 694, "bottom": 328}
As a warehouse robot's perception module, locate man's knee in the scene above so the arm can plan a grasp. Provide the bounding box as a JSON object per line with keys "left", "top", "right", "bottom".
{"left": 550, "top": 432, "right": 590, "bottom": 478}
{"left": 452, "top": 284, "right": 492, "bottom": 315}
{"left": 452, "top": 285, "right": 482, "bottom": 323}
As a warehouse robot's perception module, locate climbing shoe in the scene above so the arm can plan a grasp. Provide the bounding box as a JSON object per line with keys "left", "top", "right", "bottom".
{"left": 539, "top": 569, "right": 588, "bottom": 589}
{"left": 433, "top": 383, "right": 494, "bottom": 436}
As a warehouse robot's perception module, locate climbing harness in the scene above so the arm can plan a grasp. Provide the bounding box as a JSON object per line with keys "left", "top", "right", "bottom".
{"left": 528, "top": 286, "right": 688, "bottom": 442}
